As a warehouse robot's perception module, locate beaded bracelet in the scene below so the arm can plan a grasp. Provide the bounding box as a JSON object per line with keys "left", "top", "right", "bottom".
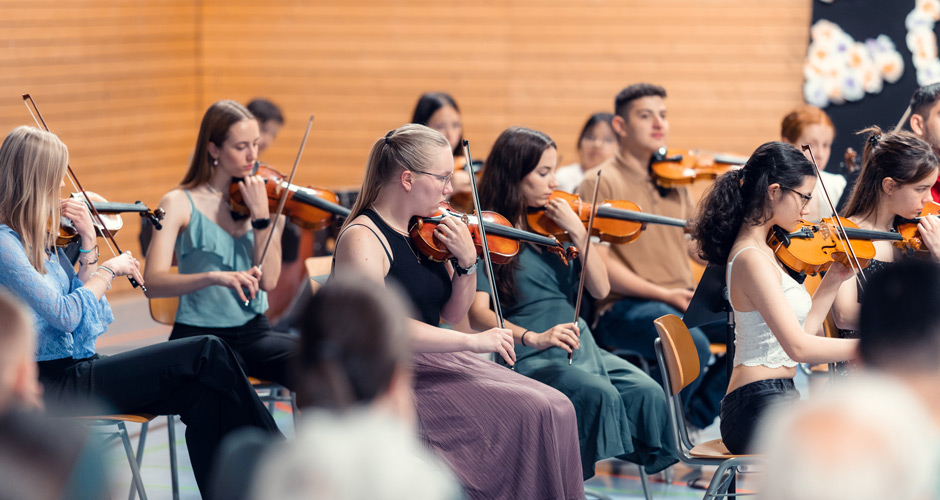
{"left": 89, "top": 272, "right": 112, "bottom": 291}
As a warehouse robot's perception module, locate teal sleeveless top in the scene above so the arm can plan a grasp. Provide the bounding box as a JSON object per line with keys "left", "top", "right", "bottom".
{"left": 174, "top": 190, "right": 267, "bottom": 327}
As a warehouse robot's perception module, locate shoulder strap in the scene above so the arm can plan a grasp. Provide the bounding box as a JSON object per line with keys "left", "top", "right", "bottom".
{"left": 335, "top": 223, "right": 393, "bottom": 263}
{"left": 726, "top": 246, "right": 781, "bottom": 310}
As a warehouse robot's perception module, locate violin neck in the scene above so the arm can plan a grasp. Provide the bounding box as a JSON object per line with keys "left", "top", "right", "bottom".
{"left": 713, "top": 154, "right": 747, "bottom": 165}
{"left": 594, "top": 205, "right": 687, "bottom": 228}
{"left": 86, "top": 201, "right": 149, "bottom": 214}
{"left": 787, "top": 225, "right": 903, "bottom": 241}
{"left": 282, "top": 183, "right": 352, "bottom": 218}
{"left": 423, "top": 215, "right": 560, "bottom": 248}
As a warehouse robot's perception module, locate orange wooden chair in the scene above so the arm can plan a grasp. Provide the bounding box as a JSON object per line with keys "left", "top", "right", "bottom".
{"left": 653, "top": 314, "right": 762, "bottom": 498}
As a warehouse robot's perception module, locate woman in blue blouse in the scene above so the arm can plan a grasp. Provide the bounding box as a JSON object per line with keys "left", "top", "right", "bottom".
{"left": 0, "top": 126, "right": 281, "bottom": 497}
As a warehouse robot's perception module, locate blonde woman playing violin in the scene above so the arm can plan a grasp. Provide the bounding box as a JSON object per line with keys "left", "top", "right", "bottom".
{"left": 690, "top": 141, "right": 858, "bottom": 455}
{"left": 144, "top": 100, "right": 299, "bottom": 390}
{"left": 332, "top": 124, "right": 584, "bottom": 500}
{"left": 0, "top": 126, "right": 280, "bottom": 496}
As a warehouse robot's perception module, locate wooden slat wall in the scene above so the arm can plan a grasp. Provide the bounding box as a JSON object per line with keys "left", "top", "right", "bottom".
{"left": 200, "top": 0, "right": 812, "bottom": 190}
{"left": 1, "top": 0, "right": 811, "bottom": 296}
{"left": 0, "top": 0, "right": 200, "bottom": 295}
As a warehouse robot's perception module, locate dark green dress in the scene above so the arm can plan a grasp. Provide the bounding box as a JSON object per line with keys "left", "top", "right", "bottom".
{"left": 478, "top": 245, "right": 678, "bottom": 477}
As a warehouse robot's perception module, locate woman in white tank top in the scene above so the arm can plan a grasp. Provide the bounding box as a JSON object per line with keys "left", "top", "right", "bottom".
{"left": 689, "top": 141, "right": 859, "bottom": 454}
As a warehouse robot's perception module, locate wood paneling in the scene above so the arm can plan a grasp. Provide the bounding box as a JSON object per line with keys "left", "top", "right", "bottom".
{"left": 1, "top": 0, "right": 812, "bottom": 296}
{"left": 200, "top": 0, "right": 812, "bottom": 191}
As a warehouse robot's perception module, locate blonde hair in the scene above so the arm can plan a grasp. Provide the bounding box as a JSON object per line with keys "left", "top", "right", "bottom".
{"left": 0, "top": 126, "right": 69, "bottom": 273}
{"left": 343, "top": 124, "right": 450, "bottom": 230}
{"left": 180, "top": 100, "right": 255, "bottom": 189}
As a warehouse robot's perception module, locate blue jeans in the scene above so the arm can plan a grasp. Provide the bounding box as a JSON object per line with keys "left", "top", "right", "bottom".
{"left": 719, "top": 378, "right": 799, "bottom": 454}
{"left": 594, "top": 297, "right": 729, "bottom": 429}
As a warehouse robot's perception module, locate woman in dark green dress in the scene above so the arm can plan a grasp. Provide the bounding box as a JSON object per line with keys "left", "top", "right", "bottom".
{"left": 468, "top": 126, "right": 678, "bottom": 478}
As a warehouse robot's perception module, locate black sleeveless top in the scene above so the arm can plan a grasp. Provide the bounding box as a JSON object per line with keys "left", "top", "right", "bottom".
{"left": 355, "top": 209, "right": 452, "bottom": 325}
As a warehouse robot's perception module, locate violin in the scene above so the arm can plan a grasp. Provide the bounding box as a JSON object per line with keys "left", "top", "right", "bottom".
{"left": 228, "top": 162, "right": 351, "bottom": 230}
{"left": 526, "top": 190, "right": 687, "bottom": 245}
{"left": 767, "top": 217, "right": 904, "bottom": 276}
{"left": 650, "top": 147, "right": 747, "bottom": 188}
{"left": 409, "top": 204, "right": 578, "bottom": 266}
{"left": 57, "top": 191, "right": 166, "bottom": 246}
{"left": 893, "top": 201, "right": 940, "bottom": 255}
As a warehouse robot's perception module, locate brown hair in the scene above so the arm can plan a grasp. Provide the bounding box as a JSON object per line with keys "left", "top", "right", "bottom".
{"left": 343, "top": 124, "right": 450, "bottom": 230}
{"left": 780, "top": 105, "right": 835, "bottom": 143}
{"left": 842, "top": 126, "right": 939, "bottom": 219}
{"left": 180, "top": 100, "right": 255, "bottom": 189}
{"left": 294, "top": 276, "right": 412, "bottom": 409}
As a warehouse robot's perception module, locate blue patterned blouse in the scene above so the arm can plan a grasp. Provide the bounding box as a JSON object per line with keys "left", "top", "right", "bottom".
{"left": 0, "top": 224, "right": 114, "bottom": 361}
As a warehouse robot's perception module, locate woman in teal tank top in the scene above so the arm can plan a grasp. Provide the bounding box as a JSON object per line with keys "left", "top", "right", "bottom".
{"left": 144, "top": 100, "right": 299, "bottom": 390}
{"left": 468, "top": 126, "right": 678, "bottom": 477}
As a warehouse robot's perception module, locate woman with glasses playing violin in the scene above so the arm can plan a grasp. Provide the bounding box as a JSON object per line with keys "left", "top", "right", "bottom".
{"left": 689, "top": 141, "right": 858, "bottom": 455}
{"left": 331, "top": 124, "right": 584, "bottom": 500}
{"left": 467, "top": 126, "right": 677, "bottom": 479}
{"left": 0, "top": 126, "right": 281, "bottom": 497}
{"left": 143, "top": 100, "right": 300, "bottom": 390}
{"left": 831, "top": 128, "right": 940, "bottom": 352}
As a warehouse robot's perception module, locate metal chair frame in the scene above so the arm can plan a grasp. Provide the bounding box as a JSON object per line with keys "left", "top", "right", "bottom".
{"left": 653, "top": 314, "right": 762, "bottom": 499}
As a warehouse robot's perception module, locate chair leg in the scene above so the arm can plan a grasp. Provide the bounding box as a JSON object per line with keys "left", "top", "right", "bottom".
{"left": 167, "top": 416, "right": 179, "bottom": 500}
{"left": 128, "top": 421, "right": 149, "bottom": 500}
{"left": 639, "top": 467, "right": 653, "bottom": 500}
{"left": 118, "top": 421, "right": 148, "bottom": 500}
{"left": 704, "top": 461, "right": 736, "bottom": 499}
{"left": 290, "top": 391, "right": 299, "bottom": 427}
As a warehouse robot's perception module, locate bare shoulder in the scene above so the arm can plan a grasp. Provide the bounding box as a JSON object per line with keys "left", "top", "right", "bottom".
{"left": 157, "top": 188, "right": 193, "bottom": 230}
{"left": 333, "top": 216, "right": 391, "bottom": 278}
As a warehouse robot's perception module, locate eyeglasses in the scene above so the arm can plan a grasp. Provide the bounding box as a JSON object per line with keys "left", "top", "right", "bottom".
{"left": 581, "top": 134, "right": 617, "bottom": 145}
{"left": 416, "top": 170, "right": 454, "bottom": 185}
{"left": 781, "top": 186, "right": 813, "bottom": 209}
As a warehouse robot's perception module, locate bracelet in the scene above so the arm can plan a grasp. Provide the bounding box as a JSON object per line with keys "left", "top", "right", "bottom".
{"left": 98, "top": 265, "right": 116, "bottom": 278}
{"left": 521, "top": 330, "right": 531, "bottom": 347}
{"left": 89, "top": 272, "right": 112, "bottom": 290}
{"left": 78, "top": 245, "right": 99, "bottom": 265}
{"left": 251, "top": 218, "right": 271, "bottom": 230}
{"left": 78, "top": 245, "right": 95, "bottom": 253}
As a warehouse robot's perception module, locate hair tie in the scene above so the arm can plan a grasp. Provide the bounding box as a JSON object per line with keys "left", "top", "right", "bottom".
{"left": 868, "top": 134, "right": 882, "bottom": 146}
{"left": 384, "top": 130, "right": 394, "bottom": 146}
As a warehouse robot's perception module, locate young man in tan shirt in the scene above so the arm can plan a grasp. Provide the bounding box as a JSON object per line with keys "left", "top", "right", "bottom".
{"left": 579, "top": 83, "right": 726, "bottom": 431}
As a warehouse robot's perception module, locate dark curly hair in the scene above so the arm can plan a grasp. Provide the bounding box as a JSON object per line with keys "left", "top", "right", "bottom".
{"left": 690, "top": 141, "right": 815, "bottom": 265}
{"left": 478, "top": 126, "right": 556, "bottom": 306}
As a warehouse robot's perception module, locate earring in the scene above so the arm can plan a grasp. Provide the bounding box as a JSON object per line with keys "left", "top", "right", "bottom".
{"left": 213, "top": 158, "right": 218, "bottom": 166}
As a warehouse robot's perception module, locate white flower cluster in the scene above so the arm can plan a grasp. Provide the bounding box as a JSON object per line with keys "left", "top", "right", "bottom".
{"left": 906, "top": 0, "right": 940, "bottom": 86}
{"left": 803, "top": 20, "right": 905, "bottom": 107}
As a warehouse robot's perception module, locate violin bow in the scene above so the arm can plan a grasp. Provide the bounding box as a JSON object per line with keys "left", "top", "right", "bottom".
{"left": 462, "top": 140, "right": 512, "bottom": 366}
{"left": 801, "top": 144, "right": 868, "bottom": 290}
{"left": 23, "top": 94, "right": 146, "bottom": 292}
{"left": 246, "top": 115, "right": 315, "bottom": 305}
{"left": 570, "top": 169, "right": 602, "bottom": 365}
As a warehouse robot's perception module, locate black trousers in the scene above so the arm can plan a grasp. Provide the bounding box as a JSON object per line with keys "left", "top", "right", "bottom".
{"left": 718, "top": 378, "right": 799, "bottom": 455}
{"left": 38, "top": 335, "right": 282, "bottom": 497}
{"left": 171, "top": 315, "right": 299, "bottom": 391}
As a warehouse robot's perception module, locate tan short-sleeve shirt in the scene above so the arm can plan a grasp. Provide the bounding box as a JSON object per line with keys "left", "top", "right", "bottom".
{"left": 579, "top": 152, "right": 694, "bottom": 310}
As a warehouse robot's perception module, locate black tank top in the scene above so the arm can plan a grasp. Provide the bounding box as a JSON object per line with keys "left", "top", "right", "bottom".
{"left": 358, "top": 209, "right": 452, "bottom": 325}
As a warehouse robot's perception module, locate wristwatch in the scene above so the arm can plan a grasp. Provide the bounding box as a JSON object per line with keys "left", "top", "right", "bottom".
{"left": 452, "top": 258, "right": 478, "bottom": 276}
{"left": 251, "top": 217, "right": 271, "bottom": 230}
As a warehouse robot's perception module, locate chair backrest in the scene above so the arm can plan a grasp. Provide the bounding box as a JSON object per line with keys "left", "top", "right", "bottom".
{"left": 149, "top": 266, "right": 179, "bottom": 326}
{"left": 653, "top": 314, "right": 701, "bottom": 396}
